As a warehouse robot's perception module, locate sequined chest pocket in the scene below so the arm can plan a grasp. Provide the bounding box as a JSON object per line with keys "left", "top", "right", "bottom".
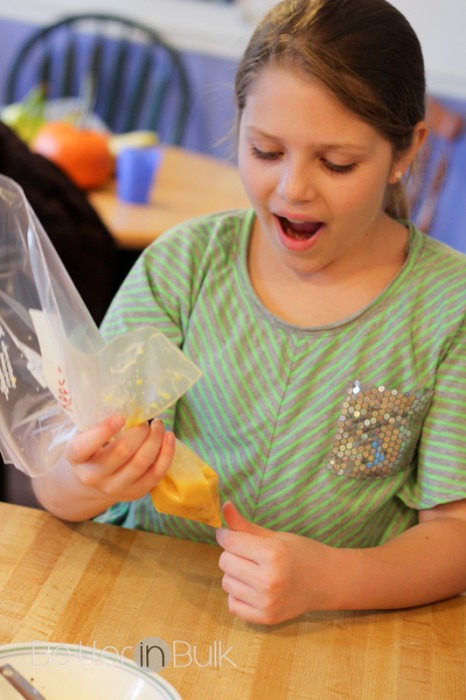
{"left": 327, "top": 381, "right": 433, "bottom": 478}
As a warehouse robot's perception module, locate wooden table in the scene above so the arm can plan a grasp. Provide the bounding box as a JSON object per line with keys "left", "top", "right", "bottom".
{"left": 89, "top": 146, "right": 250, "bottom": 250}
{"left": 0, "top": 502, "right": 465, "bottom": 699}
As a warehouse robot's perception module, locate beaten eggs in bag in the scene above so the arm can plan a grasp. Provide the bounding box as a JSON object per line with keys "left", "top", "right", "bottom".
{"left": 151, "top": 439, "right": 222, "bottom": 528}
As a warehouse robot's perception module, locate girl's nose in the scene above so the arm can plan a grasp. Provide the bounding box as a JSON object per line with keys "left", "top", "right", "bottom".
{"left": 276, "top": 161, "right": 316, "bottom": 204}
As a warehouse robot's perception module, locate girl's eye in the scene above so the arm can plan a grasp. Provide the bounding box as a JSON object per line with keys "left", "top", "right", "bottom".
{"left": 250, "top": 145, "right": 282, "bottom": 161}
{"left": 322, "top": 159, "right": 357, "bottom": 174}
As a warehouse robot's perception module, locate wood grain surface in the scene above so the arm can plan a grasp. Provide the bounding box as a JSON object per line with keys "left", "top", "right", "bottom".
{"left": 0, "top": 502, "right": 464, "bottom": 699}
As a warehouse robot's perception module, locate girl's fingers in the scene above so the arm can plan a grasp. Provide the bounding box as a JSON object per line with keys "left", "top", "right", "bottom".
{"left": 150, "top": 428, "right": 176, "bottom": 481}
{"left": 226, "top": 595, "right": 264, "bottom": 625}
{"left": 220, "top": 571, "right": 259, "bottom": 607}
{"left": 65, "top": 413, "right": 176, "bottom": 500}
{"left": 104, "top": 422, "right": 174, "bottom": 487}
{"left": 69, "top": 419, "right": 160, "bottom": 476}
{"left": 75, "top": 424, "right": 175, "bottom": 497}
{"left": 65, "top": 415, "right": 126, "bottom": 464}
{"left": 97, "top": 419, "right": 162, "bottom": 473}
{"left": 218, "top": 548, "right": 258, "bottom": 581}
{"left": 112, "top": 429, "right": 176, "bottom": 497}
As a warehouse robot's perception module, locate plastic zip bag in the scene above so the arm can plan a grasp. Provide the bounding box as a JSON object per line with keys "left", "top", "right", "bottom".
{"left": 0, "top": 175, "right": 200, "bottom": 473}
{"left": 0, "top": 175, "right": 221, "bottom": 526}
{"left": 0, "top": 176, "right": 200, "bottom": 476}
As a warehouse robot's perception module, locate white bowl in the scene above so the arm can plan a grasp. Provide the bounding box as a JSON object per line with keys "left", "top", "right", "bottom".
{"left": 0, "top": 642, "right": 181, "bottom": 699}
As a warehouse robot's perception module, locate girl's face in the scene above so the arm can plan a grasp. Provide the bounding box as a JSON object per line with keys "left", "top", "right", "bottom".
{"left": 238, "top": 66, "right": 409, "bottom": 278}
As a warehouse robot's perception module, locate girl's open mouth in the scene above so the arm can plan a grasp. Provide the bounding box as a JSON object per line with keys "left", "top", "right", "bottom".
{"left": 276, "top": 215, "right": 323, "bottom": 250}
{"left": 279, "top": 216, "right": 322, "bottom": 240}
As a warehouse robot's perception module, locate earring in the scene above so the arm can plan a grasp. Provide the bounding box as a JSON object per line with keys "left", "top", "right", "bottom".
{"left": 393, "top": 170, "right": 403, "bottom": 183}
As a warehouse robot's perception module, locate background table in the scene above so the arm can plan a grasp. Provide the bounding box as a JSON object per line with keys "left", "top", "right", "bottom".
{"left": 89, "top": 146, "right": 250, "bottom": 250}
{"left": 0, "top": 502, "right": 465, "bottom": 699}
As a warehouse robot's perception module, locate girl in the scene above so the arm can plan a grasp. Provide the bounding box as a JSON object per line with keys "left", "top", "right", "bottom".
{"left": 33, "top": 0, "right": 466, "bottom": 625}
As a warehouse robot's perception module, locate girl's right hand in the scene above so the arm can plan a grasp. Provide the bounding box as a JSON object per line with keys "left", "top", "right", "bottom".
{"left": 63, "top": 415, "right": 175, "bottom": 504}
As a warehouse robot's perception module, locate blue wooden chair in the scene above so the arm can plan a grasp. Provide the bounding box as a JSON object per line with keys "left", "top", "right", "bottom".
{"left": 4, "top": 13, "right": 192, "bottom": 145}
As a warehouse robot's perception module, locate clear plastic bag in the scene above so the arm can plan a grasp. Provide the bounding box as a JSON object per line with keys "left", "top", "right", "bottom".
{"left": 0, "top": 174, "right": 201, "bottom": 477}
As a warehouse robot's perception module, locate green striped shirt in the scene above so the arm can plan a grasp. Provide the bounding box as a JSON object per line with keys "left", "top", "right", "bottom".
{"left": 96, "top": 209, "right": 466, "bottom": 546}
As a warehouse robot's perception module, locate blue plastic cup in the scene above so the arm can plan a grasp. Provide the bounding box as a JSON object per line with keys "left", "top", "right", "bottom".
{"left": 116, "top": 146, "right": 163, "bottom": 204}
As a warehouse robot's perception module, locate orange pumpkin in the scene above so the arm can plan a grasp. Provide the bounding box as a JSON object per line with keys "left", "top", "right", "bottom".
{"left": 31, "top": 122, "right": 114, "bottom": 190}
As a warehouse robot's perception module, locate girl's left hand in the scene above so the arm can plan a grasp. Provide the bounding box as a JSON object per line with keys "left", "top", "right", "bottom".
{"left": 215, "top": 502, "right": 335, "bottom": 625}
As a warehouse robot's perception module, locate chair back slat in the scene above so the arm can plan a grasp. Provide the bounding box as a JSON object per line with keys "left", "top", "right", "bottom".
{"left": 38, "top": 52, "right": 53, "bottom": 96}
{"left": 121, "top": 51, "right": 154, "bottom": 133}
{"left": 88, "top": 38, "right": 104, "bottom": 84}
{"left": 146, "top": 69, "right": 172, "bottom": 139}
{"left": 101, "top": 41, "right": 130, "bottom": 130}
{"left": 5, "top": 13, "right": 192, "bottom": 145}
{"left": 60, "top": 39, "right": 77, "bottom": 96}
{"left": 83, "top": 37, "right": 105, "bottom": 115}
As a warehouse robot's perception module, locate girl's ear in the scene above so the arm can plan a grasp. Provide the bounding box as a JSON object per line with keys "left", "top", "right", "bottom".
{"left": 389, "top": 120, "right": 429, "bottom": 184}
{"left": 411, "top": 120, "right": 429, "bottom": 154}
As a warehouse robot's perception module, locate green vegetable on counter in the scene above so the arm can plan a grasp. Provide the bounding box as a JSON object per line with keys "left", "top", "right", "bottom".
{"left": 1, "top": 87, "right": 46, "bottom": 144}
